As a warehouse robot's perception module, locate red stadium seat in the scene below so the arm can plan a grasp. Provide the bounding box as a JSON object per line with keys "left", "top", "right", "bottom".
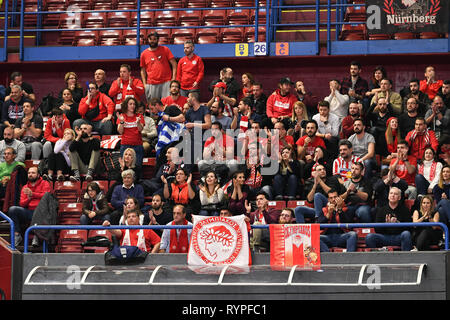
{"left": 58, "top": 229, "right": 88, "bottom": 243}
{"left": 340, "top": 23, "right": 366, "bottom": 40}
{"left": 172, "top": 28, "right": 196, "bottom": 44}
{"left": 344, "top": 5, "right": 366, "bottom": 22}
{"left": 203, "top": 9, "right": 227, "bottom": 26}
{"left": 404, "top": 199, "right": 415, "bottom": 211}
{"left": 152, "top": 28, "right": 173, "bottom": 44}
{"left": 196, "top": 27, "right": 220, "bottom": 43}
{"left": 186, "top": 0, "right": 209, "bottom": 7}
{"left": 419, "top": 32, "right": 442, "bottom": 39}
{"left": 251, "top": 7, "right": 266, "bottom": 24}
{"left": 99, "top": 29, "right": 123, "bottom": 46}
{"left": 210, "top": 0, "right": 233, "bottom": 7}
{"left": 179, "top": 9, "right": 203, "bottom": 26}
{"left": 155, "top": 10, "right": 179, "bottom": 27}
{"left": 83, "top": 12, "right": 107, "bottom": 28}
{"left": 142, "top": 157, "right": 156, "bottom": 178}
{"left": 221, "top": 27, "right": 244, "bottom": 43}
{"left": 123, "top": 29, "right": 146, "bottom": 45}
{"left": 107, "top": 11, "right": 131, "bottom": 28}
{"left": 73, "top": 30, "right": 99, "bottom": 46}
{"left": 81, "top": 180, "right": 109, "bottom": 194}
{"left": 227, "top": 8, "right": 250, "bottom": 25}
{"left": 130, "top": 10, "right": 154, "bottom": 27}
{"left": 267, "top": 200, "right": 286, "bottom": 210}
{"left": 244, "top": 26, "right": 266, "bottom": 42}
{"left": 83, "top": 229, "right": 112, "bottom": 253}
{"left": 163, "top": 0, "right": 185, "bottom": 8}
{"left": 140, "top": 0, "right": 161, "bottom": 9}
{"left": 394, "top": 32, "right": 416, "bottom": 40}
{"left": 116, "top": 0, "right": 136, "bottom": 10}
{"left": 67, "top": 0, "right": 91, "bottom": 10}
{"left": 24, "top": 160, "right": 41, "bottom": 170}
{"left": 369, "top": 33, "right": 391, "bottom": 40}
{"left": 287, "top": 200, "right": 314, "bottom": 209}
{"left": 54, "top": 180, "right": 82, "bottom": 203}
{"left": 234, "top": 0, "right": 254, "bottom": 6}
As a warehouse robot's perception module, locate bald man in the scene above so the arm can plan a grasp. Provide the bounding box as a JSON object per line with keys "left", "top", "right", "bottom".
{"left": 94, "top": 69, "right": 111, "bottom": 96}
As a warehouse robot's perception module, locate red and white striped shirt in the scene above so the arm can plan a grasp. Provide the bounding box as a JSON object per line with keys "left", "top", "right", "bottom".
{"left": 332, "top": 155, "right": 362, "bottom": 181}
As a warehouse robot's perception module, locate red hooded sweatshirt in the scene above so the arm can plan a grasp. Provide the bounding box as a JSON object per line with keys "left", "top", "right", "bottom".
{"left": 20, "top": 178, "right": 52, "bottom": 211}
{"left": 266, "top": 89, "right": 297, "bottom": 119}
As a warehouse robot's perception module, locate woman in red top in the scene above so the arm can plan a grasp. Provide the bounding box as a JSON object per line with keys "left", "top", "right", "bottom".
{"left": 240, "top": 72, "right": 254, "bottom": 100}
{"left": 384, "top": 116, "right": 401, "bottom": 165}
{"left": 117, "top": 97, "right": 145, "bottom": 167}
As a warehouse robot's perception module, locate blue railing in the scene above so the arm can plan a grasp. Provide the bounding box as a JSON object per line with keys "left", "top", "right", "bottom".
{"left": 22, "top": 222, "right": 449, "bottom": 253}
{"left": 0, "top": 211, "right": 16, "bottom": 251}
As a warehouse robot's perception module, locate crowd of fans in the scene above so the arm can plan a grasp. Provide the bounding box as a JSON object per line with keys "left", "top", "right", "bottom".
{"left": 1, "top": 32, "right": 450, "bottom": 254}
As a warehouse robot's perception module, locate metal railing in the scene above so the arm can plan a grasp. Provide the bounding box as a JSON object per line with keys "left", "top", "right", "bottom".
{"left": 22, "top": 222, "right": 449, "bottom": 253}
{"left": 0, "top": 211, "right": 16, "bottom": 250}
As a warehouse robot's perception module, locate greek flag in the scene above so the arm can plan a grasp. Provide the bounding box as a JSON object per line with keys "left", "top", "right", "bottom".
{"left": 155, "top": 113, "right": 185, "bottom": 157}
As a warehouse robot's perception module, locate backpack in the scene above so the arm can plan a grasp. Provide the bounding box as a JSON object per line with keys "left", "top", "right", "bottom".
{"left": 102, "top": 151, "right": 121, "bottom": 181}
{"left": 39, "top": 93, "right": 60, "bottom": 116}
{"left": 104, "top": 245, "right": 148, "bottom": 265}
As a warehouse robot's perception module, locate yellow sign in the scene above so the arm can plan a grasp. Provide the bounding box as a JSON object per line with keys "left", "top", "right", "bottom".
{"left": 235, "top": 43, "right": 248, "bottom": 57}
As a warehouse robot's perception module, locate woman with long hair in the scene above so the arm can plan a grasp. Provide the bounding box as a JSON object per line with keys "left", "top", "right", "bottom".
{"left": 241, "top": 72, "right": 255, "bottom": 99}
{"left": 44, "top": 128, "right": 75, "bottom": 182}
{"left": 59, "top": 71, "right": 83, "bottom": 103}
{"left": 415, "top": 147, "right": 443, "bottom": 196}
{"left": 384, "top": 117, "right": 401, "bottom": 164}
{"left": 412, "top": 195, "right": 442, "bottom": 251}
{"left": 199, "top": 171, "right": 225, "bottom": 216}
{"left": 58, "top": 88, "right": 80, "bottom": 126}
{"left": 226, "top": 170, "right": 250, "bottom": 216}
{"left": 80, "top": 182, "right": 111, "bottom": 225}
{"left": 288, "top": 101, "right": 309, "bottom": 142}
{"left": 365, "top": 65, "right": 387, "bottom": 99}
{"left": 272, "top": 145, "right": 302, "bottom": 200}
{"left": 162, "top": 168, "right": 197, "bottom": 218}
{"left": 433, "top": 165, "right": 450, "bottom": 226}
{"left": 119, "top": 196, "right": 147, "bottom": 225}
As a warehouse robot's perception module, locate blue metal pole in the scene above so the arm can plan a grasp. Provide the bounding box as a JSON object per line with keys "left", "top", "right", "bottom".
{"left": 315, "top": 0, "right": 320, "bottom": 55}
{"left": 3, "top": 0, "right": 8, "bottom": 62}
{"left": 136, "top": 0, "right": 141, "bottom": 59}
{"left": 327, "top": 0, "right": 331, "bottom": 55}
{"left": 19, "top": 0, "right": 25, "bottom": 61}
{"left": 265, "top": 0, "right": 270, "bottom": 50}
{"left": 0, "top": 212, "right": 15, "bottom": 250}
{"left": 254, "top": 0, "right": 259, "bottom": 42}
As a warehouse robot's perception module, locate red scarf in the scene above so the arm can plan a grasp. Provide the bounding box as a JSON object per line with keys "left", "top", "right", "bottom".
{"left": 169, "top": 219, "right": 189, "bottom": 253}
{"left": 418, "top": 161, "right": 438, "bottom": 182}
{"left": 171, "top": 182, "right": 189, "bottom": 204}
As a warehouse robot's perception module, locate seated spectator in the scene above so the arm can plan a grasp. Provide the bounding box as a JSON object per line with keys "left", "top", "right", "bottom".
{"left": 43, "top": 108, "right": 71, "bottom": 159}
{"left": 240, "top": 72, "right": 254, "bottom": 99}
{"left": 227, "top": 170, "right": 250, "bottom": 216}
{"left": 272, "top": 121, "right": 295, "bottom": 153}
{"left": 59, "top": 72, "right": 83, "bottom": 103}
{"left": 231, "top": 97, "right": 261, "bottom": 134}
{"left": 136, "top": 102, "right": 157, "bottom": 157}
{"left": 296, "top": 119, "right": 325, "bottom": 165}
{"left": 74, "top": 82, "right": 115, "bottom": 135}
{"left": 412, "top": 195, "right": 442, "bottom": 251}
{"left": 295, "top": 163, "right": 344, "bottom": 223}
{"left": 288, "top": 101, "right": 309, "bottom": 142}
{"left": 373, "top": 168, "right": 408, "bottom": 208}
{"left": 389, "top": 140, "right": 417, "bottom": 199}
{"left": 415, "top": 147, "right": 443, "bottom": 196}
{"left": 13, "top": 101, "right": 43, "bottom": 160}
{"left": 318, "top": 189, "right": 357, "bottom": 252}
{"left": 69, "top": 123, "right": 101, "bottom": 182}
{"left": 433, "top": 165, "right": 450, "bottom": 226}
{"left": 4, "top": 71, "right": 36, "bottom": 104}
{"left": 324, "top": 79, "right": 349, "bottom": 122}
{"left": 161, "top": 80, "right": 188, "bottom": 111}
{"left": 365, "top": 187, "right": 413, "bottom": 251}
{"left": 162, "top": 168, "right": 197, "bottom": 217}
{"left": 250, "top": 82, "right": 268, "bottom": 120}
{"left": 366, "top": 98, "right": 393, "bottom": 157}
{"left": 7, "top": 167, "right": 52, "bottom": 245}
{"left": 295, "top": 80, "right": 319, "bottom": 119}
{"left": 303, "top": 145, "right": 333, "bottom": 179}
{"left": 119, "top": 196, "right": 147, "bottom": 225}
{"left": 266, "top": 77, "right": 297, "bottom": 127}
{"left": 332, "top": 139, "right": 362, "bottom": 183}
{"left": 420, "top": 65, "right": 443, "bottom": 100}
{"left": 312, "top": 100, "right": 340, "bottom": 159}
{"left": 146, "top": 194, "right": 173, "bottom": 237}
{"left": 117, "top": 97, "right": 145, "bottom": 167}
{"left": 159, "top": 204, "right": 192, "bottom": 253}
{"left": 341, "top": 101, "right": 363, "bottom": 139}
{"left": 370, "top": 78, "right": 402, "bottom": 115}
{"left": 58, "top": 88, "right": 80, "bottom": 127}
{"left": 365, "top": 65, "right": 387, "bottom": 105}
{"left": 1, "top": 84, "right": 29, "bottom": 137}
{"left": 399, "top": 97, "right": 420, "bottom": 139}
{"left": 0, "top": 126, "right": 26, "bottom": 163}
{"left": 93, "top": 69, "right": 111, "bottom": 96}
{"left": 0, "top": 147, "right": 25, "bottom": 198}
{"left": 272, "top": 145, "right": 301, "bottom": 200}
{"left": 405, "top": 117, "right": 438, "bottom": 160}
{"left": 425, "top": 95, "right": 450, "bottom": 139}
{"left": 199, "top": 171, "right": 225, "bottom": 216}
{"left": 348, "top": 118, "right": 377, "bottom": 180}
{"left": 437, "top": 134, "right": 450, "bottom": 166}
{"left": 402, "top": 79, "right": 430, "bottom": 117}
{"left": 340, "top": 162, "right": 373, "bottom": 223}
{"left": 438, "top": 79, "right": 450, "bottom": 109}
{"left": 110, "top": 169, "right": 145, "bottom": 225}
{"left": 384, "top": 117, "right": 400, "bottom": 165}
{"left": 103, "top": 210, "right": 161, "bottom": 253}
{"left": 242, "top": 142, "right": 272, "bottom": 200}
{"left": 210, "top": 100, "right": 232, "bottom": 131}
{"left": 44, "top": 128, "right": 75, "bottom": 182}
{"left": 80, "top": 182, "right": 111, "bottom": 225}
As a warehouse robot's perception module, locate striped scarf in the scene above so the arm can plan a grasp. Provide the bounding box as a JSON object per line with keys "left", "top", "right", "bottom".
{"left": 408, "top": 129, "right": 431, "bottom": 146}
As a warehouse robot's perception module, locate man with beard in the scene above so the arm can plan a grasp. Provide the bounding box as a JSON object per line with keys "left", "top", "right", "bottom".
{"left": 146, "top": 193, "right": 173, "bottom": 237}
{"left": 405, "top": 117, "right": 438, "bottom": 160}
{"left": 366, "top": 97, "right": 393, "bottom": 157}
{"left": 332, "top": 139, "right": 363, "bottom": 183}
{"left": 420, "top": 65, "right": 443, "bottom": 100}
{"left": 348, "top": 118, "right": 377, "bottom": 180}
{"left": 109, "top": 64, "right": 145, "bottom": 112}
{"left": 0, "top": 147, "right": 25, "bottom": 198}
{"left": 69, "top": 123, "right": 101, "bottom": 182}
{"left": 0, "top": 126, "right": 26, "bottom": 163}
{"left": 176, "top": 40, "right": 204, "bottom": 97}
{"left": 1, "top": 84, "right": 30, "bottom": 137}
{"left": 341, "top": 101, "right": 363, "bottom": 139}
{"left": 210, "top": 100, "right": 232, "bottom": 130}
{"left": 312, "top": 100, "right": 340, "bottom": 159}
{"left": 13, "top": 101, "right": 43, "bottom": 161}
{"left": 340, "top": 61, "right": 369, "bottom": 105}
{"left": 140, "top": 31, "right": 177, "bottom": 102}
{"left": 425, "top": 95, "right": 450, "bottom": 138}
{"left": 438, "top": 80, "right": 450, "bottom": 109}
{"left": 161, "top": 80, "right": 188, "bottom": 111}
{"left": 402, "top": 78, "right": 430, "bottom": 116}
{"left": 295, "top": 80, "right": 320, "bottom": 118}
{"left": 399, "top": 97, "right": 420, "bottom": 139}
{"left": 296, "top": 120, "right": 325, "bottom": 164}
{"left": 279, "top": 208, "right": 295, "bottom": 224}
{"left": 266, "top": 77, "right": 298, "bottom": 126}
{"left": 370, "top": 78, "right": 402, "bottom": 115}
{"left": 250, "top": 82, "right": 268, "bottom": 117}
{"left": 209, "top": 67, "right": 240, "bottom": 114}
{"left": 7, "top": 166, "right": 52, "bottom": 245}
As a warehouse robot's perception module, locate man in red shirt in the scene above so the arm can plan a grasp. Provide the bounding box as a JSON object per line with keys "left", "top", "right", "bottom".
{"left": 43, "top": 108, "right": 71, "bottom": 159}
{"left": 389, "top": 140, "right": 417, "bottom": 199}
{"left": 266, "top": 77, "right": 298, "bottom": 126}
{"left": 7, "top": 166, "right": 52, "bottom": 245}
{"left": 296, "top": 119, "right": 325, "bottom": 164}
{"left": 161, "top": 80, "right": 188, "bottom": 111}
{"left": 176, "top": 40, "right": 204, "bottom": 97}
{"left": 420, "top": 66, "right": 443, "bottom": 100}
{"left": 341, "top": 101, "right": 362, "bottom": 139}
{"left": 108, "top": 64, "right": 145, "bottom": 112}
{"left": 405, "top": 117, "right": 438, "bottom": 160}
{"left": 140, "top": 31, "right": 177, "bottom": 102}
{"left": 74, "top": 82, "right": 115, "bottom": 135}
{"left": 104, "top": 210, "right": 161, "bottom": 253}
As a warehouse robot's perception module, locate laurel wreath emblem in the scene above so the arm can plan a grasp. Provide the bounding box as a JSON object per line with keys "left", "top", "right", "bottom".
{"left": 383, "top": 0, "right": 441, "bottom": 16}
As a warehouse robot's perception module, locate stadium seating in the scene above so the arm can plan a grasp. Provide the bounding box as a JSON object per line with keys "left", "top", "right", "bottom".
{"left": 54, "top": 181, "right": 82, "bottom": 203}
{"left": 56, "top": 229, "right": 88, "bottom": 253}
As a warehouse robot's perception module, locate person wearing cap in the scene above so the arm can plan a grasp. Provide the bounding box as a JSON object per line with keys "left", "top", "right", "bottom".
{"left": 266, "top": 77, "right": 298, "bottom": 126}
{"left": 140, "top": 32, "right": 177, "bottom": 102}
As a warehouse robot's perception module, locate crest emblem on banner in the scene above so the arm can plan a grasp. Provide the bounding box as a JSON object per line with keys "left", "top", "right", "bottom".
{"left": 188, "top": 215, "right": 250, "bottom": 266}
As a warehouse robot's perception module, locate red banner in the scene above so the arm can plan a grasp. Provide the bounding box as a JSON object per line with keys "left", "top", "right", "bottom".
{"left": 270, "top": 224, "right": 321, "bottom": 268}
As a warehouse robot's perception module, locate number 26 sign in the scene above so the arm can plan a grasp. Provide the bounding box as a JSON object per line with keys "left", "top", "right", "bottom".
{"left": 253, "top": 42, "right": 267, "bottom": 56}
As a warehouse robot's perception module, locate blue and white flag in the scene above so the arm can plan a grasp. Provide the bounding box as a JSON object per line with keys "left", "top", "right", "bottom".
{"left": 155, "top": 112, "right": 186, "bottom": 157}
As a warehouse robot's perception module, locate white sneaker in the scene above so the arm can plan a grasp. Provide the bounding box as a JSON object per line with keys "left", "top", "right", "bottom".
{"left": 14, "top": 233, "right": 22, "bottom": 246}
{"left": 32, "top": 235, "right": 39, "bottom": 247}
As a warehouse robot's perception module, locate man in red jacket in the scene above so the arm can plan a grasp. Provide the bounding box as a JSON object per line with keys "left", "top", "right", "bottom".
{"left": 108, "top": 64, "right": 145, "bottom": 112}
{"left": 405, "top": 117, "right": 438, "bottom": 160}
{"left": 73, "top": 82, "right": 115, "bottom": 135}
{"left": 266, "top": 77, "right": 297, "bottom": 127}
{"left": 43, "top": 108, "right": 71, "bottom": 159}
{"left": 176, "top": 40, "right": 204, "bottom": 97}
{"left": 7, "top": 166, "right": 52, "bottom": 245}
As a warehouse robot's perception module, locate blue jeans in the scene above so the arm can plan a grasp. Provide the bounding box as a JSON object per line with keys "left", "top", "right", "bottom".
{"left": 294, "top": 193, "right": 327, "bottom": 223}
{"left": 437, "top": 199, "right": 450, "bottom": 224}
{"left": 273, "top": 173, "right": 298, "bottom": 198}
{"left": 365, "top": 231, "right": 412, "bottom": 251}
{"left": 73, "top": 118, "right": 113, "bottom": 135}
{"left": 8, "top": 206, "right": 34, "bottom": 233}
{"left": 120, "top": 144, "right": 144, "bottom": 168}
{"left": 320, "top": 231, "right": 357, "bottom": 252}
{"left": 363, "top": 158, "right": 377, "bottom": 180}
{"left": 415, "top": 174, "right": 430, "bottom": 196}
{"left": 347, "top": 204, "right": 372, "bottom": 223}
{"left": 80, "top": 213, "right": 111, "bottom": 225}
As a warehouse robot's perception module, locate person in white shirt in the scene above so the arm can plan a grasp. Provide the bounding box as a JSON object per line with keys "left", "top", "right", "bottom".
{"left": 415, "top": 146, "right": 443, "bottom": 196}
{"left": 324, "top": 79, "right": 349, "bottom": 122}
{"left": 312, "top": 100, "right": 340, "bottom": 159}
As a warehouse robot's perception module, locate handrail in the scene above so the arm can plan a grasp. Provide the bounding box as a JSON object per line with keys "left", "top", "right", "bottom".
{"left": 0, "top": 211, "right": 16, "bottom": 251}
{"left": 23, "top": 222, "right": 449, "bottom": 253}
{"left": 2, "top": 0, "right": 8, "bottom": 62}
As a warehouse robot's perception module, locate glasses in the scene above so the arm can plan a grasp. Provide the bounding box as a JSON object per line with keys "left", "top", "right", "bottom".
{"left": 88, "top": 87, "right": 96, "bottom": 91}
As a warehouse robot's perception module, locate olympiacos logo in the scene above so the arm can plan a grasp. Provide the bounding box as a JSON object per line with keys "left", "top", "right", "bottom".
{"left": 191, "top": 216, "right": 243, "bottom": 265}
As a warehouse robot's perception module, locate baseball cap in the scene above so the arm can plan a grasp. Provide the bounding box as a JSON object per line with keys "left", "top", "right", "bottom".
{"left": 214, "top": 82, "right": 227, "bottom": 90}
{"left": 280, "top": 77, "right": 294, "bottom": 85}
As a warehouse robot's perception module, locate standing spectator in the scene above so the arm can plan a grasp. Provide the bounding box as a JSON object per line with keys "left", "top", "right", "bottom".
{"left": 312, "top": 100, "right": 340, "bottom": 159}
{"left": 272, "top": 145, "right": 301, "bottom": 200}
{"left": 69, "top": 123, "right": 101, "bottom": 182}
{"left": 389, "top": 140, "right": 417, "bottom": 200}
{"left": 4, "top": 71, "right": 35, "bottom": 104}
{"left": 59, "top": 72, "right": 83, "bottom": 103}
{"left": 109, "top": 63, "right": 145, "bottom": 113}
{"left": 295, "top": 80, "right": 320, "bottom": 118}
{"left": 13, "top": 101, "right": 43, "bottom": 160}
{"left": 199, "top": 171, "right": 225, "bottom": 216}
{"left": 250, "top": 82, "right": 268, "bottom": 119}
{"left": 43, "top": 108, "right": 71, "bottom": 159}
{"left": 44, "top": 128, "right": 75, "bottom": 182}
{"left": 80, "top": 182, "right": 111, "bottom": 225}
{"left": 370, "top": 78, "right": 402, "bottom": 115}
{"left": 117, "top": 97, "right": 145, "bottom": 167}
{"left": 140, "top": 31, "right": 177, "bottom": 101}
{"left": 415, "top": 147, "right": 443, "bottom": 197}
{"left": 365, "top": 187, "right": 413, "bottom": 251}
{"left": 94, "top": 69, "right": 111, "bottom": 96}
{"left": 340, "top": 61, "right": 369, "bottom": 105}
{"left": 433, "top": 165, "right": 450, "bottom": 226}
{"left": 7, "top": 167, "right": 52, "bottom": 245}
{"left": 405, "top": 117, "right": 438, "bottom": 160}
{"left": 412, "top": 195, "right": 442, "bottom": 251}
{"left": 58, "top": 88, "right": 80, "bottom": 127}
{"left": 348, "top": 118, "right": 377, "bottom": 180}
{"left": 176, "top": 40, "right": 204, "bottom": 97}
{"left": 318, "top": 189, "right": 358, "bottom": 252}
{"left": 266, "top": 77, "right": 298, "bottom": 126}
{"left": 159, "top": 204, "right": 192, "bottom": 253}
{"left": 0, "top": 126, "right": 26, "bottom": 163}
{"left": 240, "top": 72, "right": 255, "bottom": 99}
{"left": 420, "top": 66, "right": 443, "bottom": 100}
{"left": 210, "top": 100, "right": 232, "bottom": 131}
{"left": 324, "top": 79, "right": 349, "bottom": 122}
{"left": 161, "top": 80, "right": 188, "bottom": 111}
{"left": 75, "top": 82, "right": 115, "bottom": 135}
{"left": 185, "top": 92, "right": 211, "bottom": 162}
